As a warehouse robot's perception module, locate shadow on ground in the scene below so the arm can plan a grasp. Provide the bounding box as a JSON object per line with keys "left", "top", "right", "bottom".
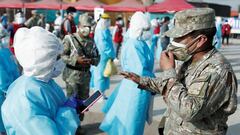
{"left": 82, "top": 112, "right": 160, "bottom": 135}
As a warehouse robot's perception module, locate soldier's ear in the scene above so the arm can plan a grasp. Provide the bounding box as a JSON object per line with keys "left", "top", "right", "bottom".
{"left": 196, "top": 35, "right": 207, "bottom": 48}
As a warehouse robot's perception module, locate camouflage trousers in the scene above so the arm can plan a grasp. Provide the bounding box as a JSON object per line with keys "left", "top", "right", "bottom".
{"left": 65, "top": 72, "right": 91, "bottom": 121}
{"left": 66, "top": 80, "right": 90, "bottom": 99}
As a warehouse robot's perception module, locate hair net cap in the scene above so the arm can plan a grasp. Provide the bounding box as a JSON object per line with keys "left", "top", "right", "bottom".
{"left": 14, "top": 26, "right": 63, "bottom": 81}
{"left": 129, "top": 12, "right": 150, "bottom": 39}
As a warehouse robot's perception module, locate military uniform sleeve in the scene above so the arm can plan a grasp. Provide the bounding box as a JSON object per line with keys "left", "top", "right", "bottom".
{"left": 138, "top": 68, "right": 177, "bottom": 94}
{"left": 165, "top": 66, "right": 237, "bottom": 122}
{"left": 24, "top": 18, "right": 34, "bottom": 28}
{"left": 61, "top": 36, "right": 78, "bottom": 66}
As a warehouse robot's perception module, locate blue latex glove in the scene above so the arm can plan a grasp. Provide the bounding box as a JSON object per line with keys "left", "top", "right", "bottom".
{"left": 64, "top": 96, "right": 84, "bottom": 109}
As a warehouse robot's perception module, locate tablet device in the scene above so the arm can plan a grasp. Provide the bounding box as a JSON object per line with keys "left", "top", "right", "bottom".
{"left": 81, "top": 90, "right": 103, "bottom": 113}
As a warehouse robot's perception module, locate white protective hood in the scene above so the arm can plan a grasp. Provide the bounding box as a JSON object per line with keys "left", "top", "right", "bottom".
{"left": 129, "top": 12, "right": 151, "bottom": 39}
{"left": 95, "top": 18, "right": 110, "bottom": 31}
{"left": 14, "top": 26, "right": 63, "bottom": 82}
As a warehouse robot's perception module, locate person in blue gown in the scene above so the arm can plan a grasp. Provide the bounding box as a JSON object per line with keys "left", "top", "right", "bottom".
{"left": 147, "top": 19, "right": 160, "bottom": 57}
{"left": 0, "top": 24, "right": 20, "bottom": 135}
{"left": 100, "top": 12, "right": 155, "bottom": 135}
{"left": 90, "top": 13, "right": 115, "bottom": 97}
{"left": 214, "top": 17, "right": 222, "bottom": 49}
{"left": 1, "top": 27, "right": 80, "bottom": 135}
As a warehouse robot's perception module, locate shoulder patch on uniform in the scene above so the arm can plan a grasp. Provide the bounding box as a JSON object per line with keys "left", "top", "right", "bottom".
{"left": 188, "top": 75, "right": 210, "bottom": 96}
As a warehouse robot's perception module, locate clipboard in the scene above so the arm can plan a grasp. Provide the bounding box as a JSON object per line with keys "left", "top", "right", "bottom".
{"left": 81, "top": 90, "right": 103, "bottom": 113}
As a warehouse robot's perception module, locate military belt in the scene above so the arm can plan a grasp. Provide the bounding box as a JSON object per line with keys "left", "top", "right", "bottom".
{"left": 66, "top": 64, "right": 90, "bottom": 72}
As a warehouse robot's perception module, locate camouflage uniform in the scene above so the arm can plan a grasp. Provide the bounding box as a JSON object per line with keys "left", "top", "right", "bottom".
{"left": 137, "top": 8, "right": 238, "bottom": 135}
{"left": 62, "top": 33, "right": 99, "bottom": 99}
{"left": 24, "top": 16, "right": 39, "bottom": 28}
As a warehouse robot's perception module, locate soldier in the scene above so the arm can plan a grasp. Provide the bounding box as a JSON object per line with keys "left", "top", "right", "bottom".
{"left": 37, "top": 13, "right": 46, "bottom": 29}
{"left": 24, "top": 10, "right": 39, "bottom": 28}
{"left": 121, "top": 8, "right": 237, "bottom": 135}
{"left": 62, "top": 13, "right": 100, "bottom": 123}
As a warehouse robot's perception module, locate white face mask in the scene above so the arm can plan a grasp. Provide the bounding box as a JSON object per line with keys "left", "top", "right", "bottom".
{"left": 51, "top": 59, "right": 66, "bottom": 78}
{"left": 118, "top": 20, "right": 123, "bottom": 26}
{"left": 16, "top": 17, "right": 25, "bottom": 24}
{"left": 80, "top": 26, "right": 90, "bottom": 37}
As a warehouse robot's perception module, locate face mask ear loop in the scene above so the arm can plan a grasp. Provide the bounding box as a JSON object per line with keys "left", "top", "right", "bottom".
{"left": 171, "top": 41, "right": 186, "bottom": 48}
{"left": 186, "top": 35, "right": 202, "bottom": 55}
{"left": 186, "top": 35, "right": 202, "bottom": 48}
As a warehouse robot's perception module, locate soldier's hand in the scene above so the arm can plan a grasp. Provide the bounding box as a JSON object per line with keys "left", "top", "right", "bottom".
{"left": 160, "top": 51, "right": 175, "bottom": 70}
{"left": 120, "top": 71, "right": 140, "bottom": 84}
{"left": 77, "top": 56, "right": 91, "bottom": 65}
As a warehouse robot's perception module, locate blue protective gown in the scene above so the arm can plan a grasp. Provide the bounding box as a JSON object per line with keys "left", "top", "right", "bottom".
{"left": 90, "top": 29, "right": 115, "bottom": 92}
{"left": 0, "top": 48, "right": 20, "bottom": 132}
{"left": 100, "top": 38, "right": 155, "bottom": 135}
{"left": 148, "top": 34, "right": 158, "bottom": 57}
{"left": 1, "top": 75, "right": 80, "bottom": 135}
{"left": 155, "top": 35, "right": 163, "bottom": 61}
{"left": 215, "top": 22, "right": 222, "bottom": 49}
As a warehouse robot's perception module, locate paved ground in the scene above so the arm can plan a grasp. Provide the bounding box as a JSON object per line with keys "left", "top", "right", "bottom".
{"left": 55, "top": 38, "right": 240, "bottom": 135}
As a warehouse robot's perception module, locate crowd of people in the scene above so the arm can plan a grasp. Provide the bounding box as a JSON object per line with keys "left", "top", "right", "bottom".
{"left": 0, "top": 6, "right": 238, "bottom": 135}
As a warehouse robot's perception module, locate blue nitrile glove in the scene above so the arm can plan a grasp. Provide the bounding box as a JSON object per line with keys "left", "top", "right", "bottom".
{"left": 64, "top": 96, "right": 85, "bottom": 110}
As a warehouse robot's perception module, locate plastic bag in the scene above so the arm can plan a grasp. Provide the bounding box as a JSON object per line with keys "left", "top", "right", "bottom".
{"left": 103, "top": 59, "right": 117, "bottom": 77}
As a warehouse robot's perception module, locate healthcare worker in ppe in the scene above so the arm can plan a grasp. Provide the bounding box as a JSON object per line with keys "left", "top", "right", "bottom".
{"left": 90, "top": 13, "right": 115, "bottom": 98}
{"left": 1, "top": 27, "right": 80, "bottom": 135}
{"left": 99, "top": 12, "right": 155, "bottom": 135}
{"left": 0, "top": 23, "right": 20, "bottom": 135}
{"left": 148, "top": 19, "right": 160, "bottom": 56}
{"left": 214, "top": 17, "right": 222, "bottom": 49}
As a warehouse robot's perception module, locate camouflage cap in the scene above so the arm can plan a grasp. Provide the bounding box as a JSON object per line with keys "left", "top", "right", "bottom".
{"left": 79, "top": 13, "right": 94, "bottom": 27}
{"left": 165, "top": 8, "right": 216, "bottom": 38}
